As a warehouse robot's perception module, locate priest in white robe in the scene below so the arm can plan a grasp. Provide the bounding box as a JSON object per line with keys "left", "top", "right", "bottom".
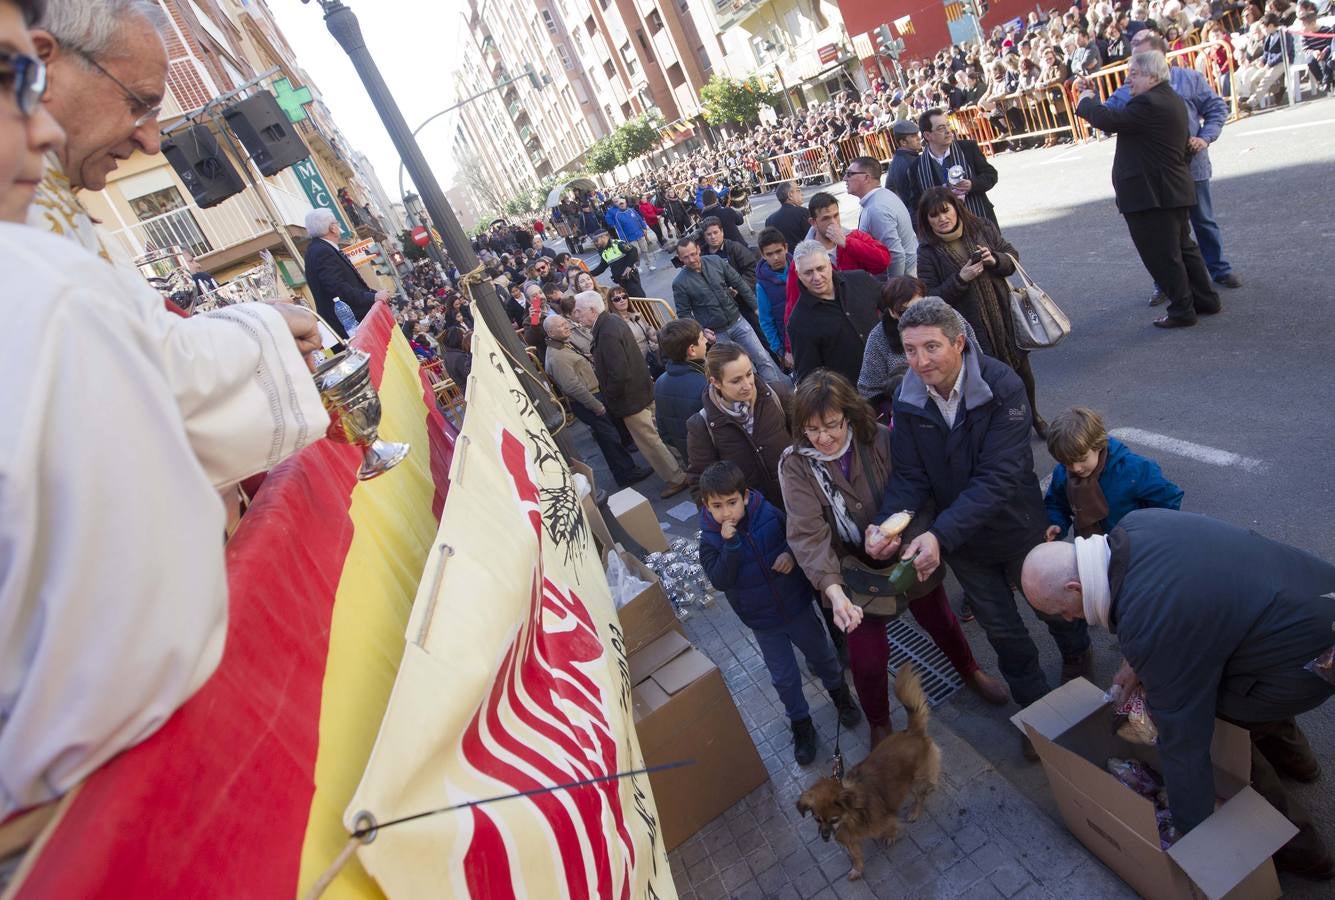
{"left": 0, "top": 221, "right": 326, "bottom": 818}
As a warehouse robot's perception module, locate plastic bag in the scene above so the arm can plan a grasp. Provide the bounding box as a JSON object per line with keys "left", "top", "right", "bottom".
{"left": 1304, "top": 644, "right": 1335, "bottom": 687}
{"left": 1116, "top": 690, "right": 1159, "bottom": 746}
{"left": 606, "top": 552, "right": 651, "bottom": 609}
{"left": 1106, "top": 757, "right": 1162, "bottom": 799}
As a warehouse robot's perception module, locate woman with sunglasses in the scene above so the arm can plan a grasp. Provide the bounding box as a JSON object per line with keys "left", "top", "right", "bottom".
{"left": 0, "top": 0, "right": 60, "bottom": 223}
{"left": 779, "top": 370, "right": 1006, "bottom": 747}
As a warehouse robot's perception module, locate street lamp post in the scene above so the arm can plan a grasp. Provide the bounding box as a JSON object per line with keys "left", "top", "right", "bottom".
{"left": 307, "top": 0, "right": 566, "bottom": 434}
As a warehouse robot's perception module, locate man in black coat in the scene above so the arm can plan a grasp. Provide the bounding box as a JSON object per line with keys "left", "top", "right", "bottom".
{"left": 303, "top": 209, "right": 389, "bottom": 338}
{"left": 700, "top": 217, "right": 759, "bottom": 293}
{"left": 571, "top": 291, "right": 688, "bottom": 499}
{"left": 698, "top": 189, "right": 746, "bottom": 245}
{"left": 885, "top": 120, "right": 922, "bottom": 207}
{"left": 763, "top": 181, "right": 809, "bottom": 252}
{"left": 1022, "top": 509, "right": 1335, "bottom": 878}
{"left": 1075, "top": 51, "right": 1221, "bottom": 328}
{"left": 866, "top": 299, "right": 1090, "bottom": 738}
{"left": 906, "top": 108, "right": 999, "bottom": 224}
{"left": 787, "top": 241, "right": 880, "bottom": 384}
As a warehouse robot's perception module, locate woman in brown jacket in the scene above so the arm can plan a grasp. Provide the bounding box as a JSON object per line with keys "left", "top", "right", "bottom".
{"left": 778, "top": 370, "right": 1006, "bottom": 746}
{"left": 685, "top": 343, "right": 793, "bottom": 509}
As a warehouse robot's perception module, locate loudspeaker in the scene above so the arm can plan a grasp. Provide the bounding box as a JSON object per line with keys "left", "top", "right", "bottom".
{"left": 222, "top": 91, "right": 309, "bottom": 177}
{"left": 161, "top": 125, "right": 244, "bottom": 209}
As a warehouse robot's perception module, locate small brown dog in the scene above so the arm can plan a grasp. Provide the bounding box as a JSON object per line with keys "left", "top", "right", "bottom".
{"left": 796, "top": 664, "right": 941, "bottom": 881}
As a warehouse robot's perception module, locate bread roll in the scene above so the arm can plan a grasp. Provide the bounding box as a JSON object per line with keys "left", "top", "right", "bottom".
{"left": 879, "top": 510, "right": 913, "bottom": 538}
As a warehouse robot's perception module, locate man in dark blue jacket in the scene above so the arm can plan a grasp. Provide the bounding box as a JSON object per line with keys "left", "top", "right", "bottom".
{"left": 865, "top": 299, "right": 1090, "bottom": 752}
{"left": 1022, "top": 509, "right": 1335, "bottom": 879}
{"left": 698, "top": 462, "right": 860, "bottom": 765}
{"left": 303, "top": 209, "right": 388, "bottom": 339}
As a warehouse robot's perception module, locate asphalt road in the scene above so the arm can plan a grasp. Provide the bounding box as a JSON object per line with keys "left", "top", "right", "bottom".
{"left": 574, "top": 96, "right": 1335, "bottom": 896}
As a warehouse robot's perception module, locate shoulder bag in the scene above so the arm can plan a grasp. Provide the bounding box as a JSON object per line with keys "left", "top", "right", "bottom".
{"left": 1005, "top": 254, "right": 1071, "bottom": 350}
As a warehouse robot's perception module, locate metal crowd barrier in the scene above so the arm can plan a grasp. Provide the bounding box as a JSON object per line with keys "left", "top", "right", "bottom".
{"left": 757, "top": 145, "right": 836, "bottom": 187}
{"left": 627, "top": 296, "right": 677, "bottom": 331}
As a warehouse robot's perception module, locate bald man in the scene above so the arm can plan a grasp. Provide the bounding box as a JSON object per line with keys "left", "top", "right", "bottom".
{"left": 1023, "top": 508, "right": 1335, "bottom": 880}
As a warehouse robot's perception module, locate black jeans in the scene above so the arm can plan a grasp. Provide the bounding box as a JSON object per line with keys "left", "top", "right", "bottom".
{"left": 947, "top": 551, "right": 1090, "bottom": 707}
{"left": 571, "top": 395, "right": 639, "bottom": 484}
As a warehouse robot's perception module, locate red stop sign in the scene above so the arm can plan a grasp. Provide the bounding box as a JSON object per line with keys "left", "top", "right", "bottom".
{"left": 410, "top": 226, "right": 430, "bottom": 247}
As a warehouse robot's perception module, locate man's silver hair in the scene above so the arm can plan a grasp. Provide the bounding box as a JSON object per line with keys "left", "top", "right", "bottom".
{"left": 542, "top": 315, "right": 567, "bottom": 337}
{"left": 36, "top": 0, "right": 168, "bottom": 59}
{"left": 305, "top": 208, "right": 339, "bottom": 238}
{"left": 792, "top": 239, "right": 828, "bottom": 268}
{"left": 897, "top": 296, "right": 965, "bottom": 342}
{"left": 1129, "top": 50, "right": 1170, "bottom": 83}
{"left": 573, "top": 290, "right": 605, "bottom": 316}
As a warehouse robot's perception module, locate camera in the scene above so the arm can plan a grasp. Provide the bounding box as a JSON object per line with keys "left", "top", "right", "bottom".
{"left": 968, "top": 247, "right": 985, "bottom": 264}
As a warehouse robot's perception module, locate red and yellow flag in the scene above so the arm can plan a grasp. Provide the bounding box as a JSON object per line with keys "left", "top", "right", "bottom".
{"left": 8, "top": 303, "right": 453, "bottom": 898}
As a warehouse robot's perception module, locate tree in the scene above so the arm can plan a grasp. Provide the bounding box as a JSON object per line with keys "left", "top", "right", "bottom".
{"left": 700, "top": 75, "right": 780, "bottom": 126}
{"left": 397, "top": 229, "right": 427, "bottom": 261}
{"left": 456, "top": 148, "right": 509, "bottom": 215}
{"left": 617, "top": 112, "right": 665, "bottom": 160}
{"left": 587, "top": 135, "right": 620, "bottom": 174}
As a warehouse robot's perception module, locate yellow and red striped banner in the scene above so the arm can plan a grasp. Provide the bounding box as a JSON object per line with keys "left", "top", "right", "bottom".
{"left": 9, "top": 303, "right": 453, "bottom": 898}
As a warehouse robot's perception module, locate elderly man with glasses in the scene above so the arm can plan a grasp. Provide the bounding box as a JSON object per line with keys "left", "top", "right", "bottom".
{"left": 26, "top": 0, "right": 164, "bottom": 255}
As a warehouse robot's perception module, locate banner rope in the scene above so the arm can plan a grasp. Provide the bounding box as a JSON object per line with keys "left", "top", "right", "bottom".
{"left": 300, "top": 759, "right": 692, "bottom": 899}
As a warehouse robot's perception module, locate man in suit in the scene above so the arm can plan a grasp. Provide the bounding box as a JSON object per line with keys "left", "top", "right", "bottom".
{"left": 1075, "top": 52, "right": 1222, "bottom": 329}
{"left": 303, "top": 208, "right": 389, "bottom": 339}
{"left": 905, "top": 110, "right": 999, "bottom": 224}
{"left": 763, "top": 181, "right": 809, "bottom": 252}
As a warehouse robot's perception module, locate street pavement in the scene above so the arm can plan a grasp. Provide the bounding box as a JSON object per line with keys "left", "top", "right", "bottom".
{"left": 567, "top": 96, "right": 1335, "bottom": 898}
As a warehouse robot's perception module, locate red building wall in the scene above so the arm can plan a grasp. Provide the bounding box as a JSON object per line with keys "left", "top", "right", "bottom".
{"left": 838, "top": 0, "right": 1043, "bottom": 62}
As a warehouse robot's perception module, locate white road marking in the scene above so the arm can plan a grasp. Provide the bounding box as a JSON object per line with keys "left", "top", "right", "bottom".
{"left": 1051, "top": 146, "right": 1084, "bottom": 163}
{"left": 1228, "top": 117, "right": 1335, "bottom": 138}
{"left": 1109, "top": 427, "right": 1269, "bottom": 474}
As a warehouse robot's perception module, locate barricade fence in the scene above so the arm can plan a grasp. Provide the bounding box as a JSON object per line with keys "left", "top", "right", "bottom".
{"left": 749, "top": 37, "right": 1241, "bottom": 179}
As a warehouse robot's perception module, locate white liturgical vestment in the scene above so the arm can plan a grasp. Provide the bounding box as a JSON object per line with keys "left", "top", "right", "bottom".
{"left": 0, "top": 224, "right": 325, "bottom": 817}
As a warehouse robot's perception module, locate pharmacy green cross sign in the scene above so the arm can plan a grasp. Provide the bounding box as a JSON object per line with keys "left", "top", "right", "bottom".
{"left": 273, "top": 77, "right": 313, "bottom": 123}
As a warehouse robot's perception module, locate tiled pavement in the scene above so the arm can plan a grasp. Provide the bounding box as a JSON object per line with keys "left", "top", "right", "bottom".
{"left": 662, "top": 591, "right": 1136, "bottom": 900}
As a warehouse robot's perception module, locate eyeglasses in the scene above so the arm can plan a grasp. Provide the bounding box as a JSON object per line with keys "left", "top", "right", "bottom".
{"left": 843, "top": 169, "right": 867, "bottom": 179}
{"left": 0, "top": 52, "right": 47, "bottom": 116}
{"left": 802, "top": 417, "right": 847, "bottom": 439}
{"left": 67, "top": 44, "right": 161, "bottom": 128}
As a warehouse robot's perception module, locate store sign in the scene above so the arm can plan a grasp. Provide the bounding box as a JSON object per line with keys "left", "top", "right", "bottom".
{"left": 818, "top": 43, "right": 840, "bottom": 64}
{"left": 292, "top": 156, "right": 351, "bottom": 238}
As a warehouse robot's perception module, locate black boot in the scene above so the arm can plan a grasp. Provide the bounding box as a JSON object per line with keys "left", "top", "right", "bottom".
{"left": 830, "top": 684, "right": 862, "bottom": 728}
{"left": 792, "top": 717, "right": 819, "bottom": 766}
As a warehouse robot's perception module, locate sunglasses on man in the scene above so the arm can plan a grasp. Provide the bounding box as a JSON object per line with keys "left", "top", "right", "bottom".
{"left": 0, "top": 51, "right": 47, "bottom": 116}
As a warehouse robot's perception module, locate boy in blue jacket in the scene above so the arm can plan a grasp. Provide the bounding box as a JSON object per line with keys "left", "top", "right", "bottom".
{"left": 697, "top": 462, "right": 860, "bottom": 765}
{"left": 1043, "top": 407, "right": 1184, "bottom": 540}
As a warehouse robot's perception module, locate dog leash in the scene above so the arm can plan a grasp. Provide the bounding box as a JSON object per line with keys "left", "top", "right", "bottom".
{"left": 831, "top": 710, "right": 845, "bottom": 780}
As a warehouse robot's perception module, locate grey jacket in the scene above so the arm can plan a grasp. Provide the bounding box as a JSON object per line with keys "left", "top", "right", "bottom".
{"left": 856, "top": 186, "right": 918, "bottom": 276}
{"left": 671, "top": 255, "right": 756, "bottom": 331}
{"left": 1110, "top": 509, "right": 1335, "bottom": 834}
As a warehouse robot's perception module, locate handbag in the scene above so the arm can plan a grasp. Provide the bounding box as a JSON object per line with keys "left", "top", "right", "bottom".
{"left": 1005, "top": 254, "right": 1071, "bottom": 350}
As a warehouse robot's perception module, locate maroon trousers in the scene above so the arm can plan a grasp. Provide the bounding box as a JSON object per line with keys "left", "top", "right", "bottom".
{"left": 845, "top": 583, "right": 979, "bottom": 728}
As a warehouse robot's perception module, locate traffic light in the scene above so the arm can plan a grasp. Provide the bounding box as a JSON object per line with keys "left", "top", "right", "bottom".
{"left": 873, "top": 24, "right": 893, "bottom": 56}
{"left": 369, "top": 242, "right": 393, "bottom": 277}
{"left": 390, "top": 249, "right": 405, "bottom": 267}
{"left": 977, "top": 0, "right": 989, "bottom": 16}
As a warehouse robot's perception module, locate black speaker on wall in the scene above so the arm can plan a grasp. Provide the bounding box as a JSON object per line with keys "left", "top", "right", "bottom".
{"left": 222, "top": 91, "right": 309, "bottom": 176}
{"left": 161, "top": 124, "right": 244, "bottom": 209}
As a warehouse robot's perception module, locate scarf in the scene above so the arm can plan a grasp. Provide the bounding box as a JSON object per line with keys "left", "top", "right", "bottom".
{"left": 1075, "top": 534, "right": 1113, "bottom": 631}
{"left": 913, "top": 143, "right": 987, "bottom": 221}
{"left": 936, "top": 222, "right": 1023, "bottom": 372}
{"left": 708, "top": 383, "right": 754, "bottom": 435}
{"left": 797, "top": 433, "right": 860, "bottom": 545}
{"left": 1066, "top": 448, "right": 1110, "bottom": 538}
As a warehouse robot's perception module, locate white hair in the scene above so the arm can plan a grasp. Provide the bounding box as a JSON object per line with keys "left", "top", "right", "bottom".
{"left": 36, "top": 0, "right": 168, "bottom": 59}
{"left": 573, "top": 290, "right": 605, "bottom": 316}
{"left": 1129, "top": 50, "right": 1170, "bottom": 83}
{"left": 792, "top": 239, "right": 828, "bottom": 269}
{"left": 305, "top": 208, "right": 339, "bottom": 238}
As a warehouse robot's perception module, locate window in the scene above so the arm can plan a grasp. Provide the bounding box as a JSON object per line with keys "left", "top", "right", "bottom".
{"left": 572, "top": 31, "right": 586, "bottom": 55}
{"left": 604, "top": 103, "right": 615, "bottom": 123}
{"left": 667, "top": 61, "right": 685, "bottom": 88}
{"left": 636, "top": 28, "right": 654, "bottom": 61}
{"left": 647, "top": 10, "right": 664, "bottom": 33}
{"left": 620, "top": 41, "right": 638, "bottom": 76}
{"left": 603, "top": 59, "right": 616, "bottom": 79}
{"left": 585, "top": 16, "right": 596, "bottom": 36}
{"left": 540, "top": 9, "right": 559, "bottom": 34}
{"left": 557, "top": 44, "right": 573, "bottom": 69}
{"left": 620, "top": 101, "right": 632, "bottom": 118}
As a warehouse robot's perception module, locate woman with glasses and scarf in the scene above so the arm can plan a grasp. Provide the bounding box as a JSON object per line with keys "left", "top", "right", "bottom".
{"left": 778, "top": 370, "right": 1006, "bottom": 746}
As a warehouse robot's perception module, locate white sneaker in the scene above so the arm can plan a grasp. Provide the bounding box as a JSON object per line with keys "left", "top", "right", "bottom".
{"left": 649, "top": 264, "right": 657, "bottom": 271}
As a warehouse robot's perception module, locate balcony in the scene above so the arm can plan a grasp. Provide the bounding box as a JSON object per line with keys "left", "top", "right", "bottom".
{"left": 102, "top": 179, "right": 314, "bottom": 273}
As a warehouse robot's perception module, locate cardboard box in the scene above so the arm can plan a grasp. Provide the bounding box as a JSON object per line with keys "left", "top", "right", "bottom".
{"left": 630, "top": 632, "right": 768, "bottom": 850}
{"left": 607, "top": 487, "right": 669, "bottom": 553}
{"left": 607, "top": 547, "right": 682, "bottom": 656}
{"left": 1012, "top": 678, "right": 1297, "bottom": 900}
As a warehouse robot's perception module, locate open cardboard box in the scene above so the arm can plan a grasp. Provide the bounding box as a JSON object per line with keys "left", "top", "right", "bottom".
{"left": 1012, "top": 678, "right": 1296, "bottom": 900}
{"left": 571, "top": 462, "right": 683, "bottom": 657}
{"left": 629, "top": 631, "right": 768, "bottom": 850}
